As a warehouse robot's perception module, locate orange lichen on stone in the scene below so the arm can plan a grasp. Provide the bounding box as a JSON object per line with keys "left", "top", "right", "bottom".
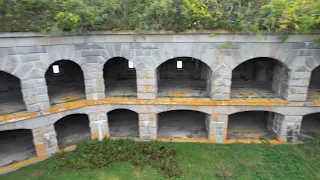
{"left": 0, "top": 112, "right": 39, "bottom": 123}
{"left": 213, "top": 115, "right": 220, "bottom": 121}
{"left": 0, "top": 157, "right": 43, "bottom": 174}
{"left": 91, "top": 132, "right": 100, "bottom": 140}
{"left": 35, "top": 143, "right": 46, "bottom": 151}
{"left": 168, "top": 91, "right": 190, "bottom": 97}
{"left": 36, "top": 149, "right": 47, "bottom": 158}
{"left": 60, "top": 95, "right": 82, "bottom": 102}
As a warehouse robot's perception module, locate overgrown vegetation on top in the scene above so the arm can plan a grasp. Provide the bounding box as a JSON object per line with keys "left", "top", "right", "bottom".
{"left": 41, "top": 139, "right": 181, "bottom": 177}
{"left": 0, "top": 0, "right": 319, "bottom": 34}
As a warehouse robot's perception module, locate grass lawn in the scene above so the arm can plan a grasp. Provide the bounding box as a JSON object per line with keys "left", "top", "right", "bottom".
{"left": 1, "top": 136, "right": 320, "bottom": 180}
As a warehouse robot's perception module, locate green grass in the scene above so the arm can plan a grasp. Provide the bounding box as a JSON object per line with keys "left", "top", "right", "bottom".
{"left": 2, "top": 135, "right": 320, "bottom": 180}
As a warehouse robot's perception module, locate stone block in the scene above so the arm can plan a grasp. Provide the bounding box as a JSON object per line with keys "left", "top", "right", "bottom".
{"left": 22, "top": 54, "right": 41, "bottom": 62}
{"left": 138, "top": 92, "right": 156, "bottom": 99}
{"left": 81, "top": 50, "right": 101, "bottom": 57}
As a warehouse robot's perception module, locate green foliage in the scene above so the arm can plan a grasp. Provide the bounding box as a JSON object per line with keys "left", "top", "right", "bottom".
{"left": 0, "top": 0, "right": 319, "bottom": 33}
{"left": 41, "top": 139, "right": 181, "bottom": 177}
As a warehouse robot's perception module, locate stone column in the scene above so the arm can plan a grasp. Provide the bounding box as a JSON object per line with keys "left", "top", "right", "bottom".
{"left": 207, "top": 114, "right": 228, "bottom": 143}
{"left": 21, "top": 78, "right": 50, "bottom": 112}
{"left": 32, "top": 124, "right": 58, "bottom": 158}
{"left": 271, "top": 115, "right": 302, "bottom": 143}
{"left": 210, "top": 67, "right": 232, "bottom": 100}
{"left": 83, "top": 60, "right": 105, "bottom": 100}
{"left": 88, "top": 112, "right": 109, "bottom": 140}
{"left": 272, "top": 64, "right": 289, "bottom": 98}
{"left": 137, "top": 70, "right": 157, "bottom": 99}
{"left": 139, "top": 113, "right": 157, "bottom": 141}
{"left": 285, "top": 70, "right": 311, "bottom": 102}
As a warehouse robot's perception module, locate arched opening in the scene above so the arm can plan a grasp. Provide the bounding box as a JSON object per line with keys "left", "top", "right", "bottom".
{"left": 157, "top": 110, "right": 208, "bottom": 139}
{"left": 0, "top": 129, "right": 36, "bottom": 167}
{"left": 45, "top": 60, "right": 85, "bottom": 105}
{"left": 103, "top": 57, "right": 137, "bottom": 97}
{"left": 307, "top": 66, "right": 320, "bottom": 101}
{"left": 231, "top": 57, "right": 288, "bottom": 99}
{"left": 54, "top": 114, "right": 91, "bottom": 148}
{"left": 107, "top": 109, "right": 139, "bottom": 137}
{"left": 301, "top": 113, "right": 320, "bottom": 135}
{"left": 227, "top": 111, "right": 280, "bottom": 139}
{"left": 156, "top": 57, "right": 212, "bottom": 98}
{"left": 0, "top": 71, "right": 26, "bottom": 114}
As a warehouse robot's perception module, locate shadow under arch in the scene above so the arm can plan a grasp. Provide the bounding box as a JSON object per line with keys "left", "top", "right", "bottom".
{"left": 227, "top": 110, "right": 283, "bottom": 140}
{"left": 0, "top": 129, "right": 36, "bottom": 167}
{"left": 157, "top": 110, "right": 210, "bottom": 139}
{"left": 307, "top": 65, "right": 320, "bottom": 101}
{"left": 156, "top": 57, "right": 213, "bottom": 98}
{"left": 0, "top": 71, "right": 26, "bottom": 114}
{"left": 54, "top": 114, "right": 91, "bottom": 148}
{"left": 231, "top": 57, "right": 289, "bottom": 99}
{"left": 45, "top": 60, "right": 86, "bottom": 105}
{"left": 301, "top": 112, "right": 320, "bottom": 135}
{"left": 103, "top": 57, "right": 137, "bottom": 97}
{"left": 107, "top": 109, "right": 139, "bottom": 137}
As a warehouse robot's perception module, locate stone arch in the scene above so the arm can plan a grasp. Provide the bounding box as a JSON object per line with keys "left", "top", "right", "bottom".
{"left": 157, "top": 109, "right": 210, "bottom": 139}
{"left": 301, "top": 112, "right": 320, "bottom": 135}
{"left": 0, "top": 70, "right": 27, "bottom": 114}
{"left": 45, "top": 60, "right": 86, "bottom": 105}
{"left": 156, "top": 57, "right": 213, "bottom": 98}
{"left": 227, "top": 108, "right": 284, "bottom": 116}
{"left": 230, "top": 57, "right": 289, "bottom": 99}
{"left": 54, "top": 113, "right": 91, "bottom": 148}
{"left": 0, "top": 128, "right": 36, "bottom": 167}
{"left": 107, "top": 109, "right": 139, "bottom": 137}
{"left": 227, "top": 110, "right": 283, "bottom": 140}
{"left": 103, "top": 57, "right": 137, "bottom": 97}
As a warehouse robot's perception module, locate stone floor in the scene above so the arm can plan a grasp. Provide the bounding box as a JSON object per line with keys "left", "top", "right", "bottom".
{"left": 307, "top": 84, "right": 320, "bottom": 101}
{"left": 231, "top": 79, "right": 277, "bottom": 99}
{"left": 48, "top": 82, "right": 86, "bottom": 105}
{"left": 157, "top": 110, "right": 207, "bottom": 139}
{"left": 54, "top": 114, "right": 91, "bottom": 148}
{"left": 108, "top": 110, "right": 139, "bottom": 137}
{"left": 0, "top": 129, "right": 36, "bottom": 167}
{"left": 0, "top": 90, "right": 26, "bottom": 115}
{"left": 227, "top": 111, "right": 274, "bottom": 139}
{"left": 301, "top": 113, "right": 320, "bottom": 134}
{"left": 158, "top": 79, "right": 208, "bottom": 98}
{"left": 105, "top": 79, "right": 137, "bottom": 97}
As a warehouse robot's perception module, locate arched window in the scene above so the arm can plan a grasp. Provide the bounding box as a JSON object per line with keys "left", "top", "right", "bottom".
{"left": 231, "top": 57, "right": 288, "bottom": 99}
{"left": 103, "top": 57, "right": 137, "bottom": 97}
{"left": 0, "top": 71, "right": 26, "bottom": 114}
{"left": 45, "top": 60, "right": 85, "bottom": 105}
{"left": 107, "top": 109, "right": 139, "bottom": 137}
{"left": 54, "top": 114, "right": 91, "bottom": 148}
{"left": 156, "top": 57, "right": 212, "bottom": 98}
{"left": 227, "top": 111, "right": 281, "bottom": 140}
{"left": 0, "top": 129, "right": 36, "bottom": 167}
{"left": 157, "top": 110, "right": 208, "bottom": 139}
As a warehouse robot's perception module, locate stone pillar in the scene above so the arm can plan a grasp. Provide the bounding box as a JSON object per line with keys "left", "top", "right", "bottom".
{"left": 83, "top": 62, "right": 105, "bottom": 100}
{"left": 271, "top": 115, "right": 302, "bottom": 143}
{"left": 88, "top": 112, "right": 109, "bottom": 140}
{"left": 210, "top": 67, "right": 232, "bottom": 100}
{"left": 207, "top": 114, "right": 228, "bottom": 143}
{"left": 21, "top": 78, "right": 50, "bottom": 112}
{"left": 285, "top": 70, "right": 311, "bottom": 102}
{"left": 272, "top": 64, "right": 288, "bottom": 98}
{"left": 137, "top": 70, "right": 157, "bottom": 99}
{"left": 32, "top": 124, "right": 58, "bottom": 158}
{"left": 139, "top": 113, "right": 157, "bottom": 141}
